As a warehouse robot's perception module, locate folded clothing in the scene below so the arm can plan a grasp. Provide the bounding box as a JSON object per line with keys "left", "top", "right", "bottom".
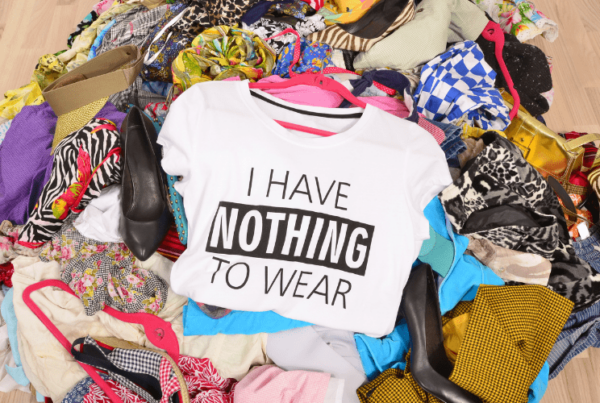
{"left": 183, "top": 298, "right": 311, "bottom": 336}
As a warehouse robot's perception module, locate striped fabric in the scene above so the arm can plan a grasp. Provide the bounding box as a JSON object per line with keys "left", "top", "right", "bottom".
{"left": 157, "top": 224, "right": 187, "bottom": 262}
{"left": 307, "top": 0, "right": 414, "bottom": 52}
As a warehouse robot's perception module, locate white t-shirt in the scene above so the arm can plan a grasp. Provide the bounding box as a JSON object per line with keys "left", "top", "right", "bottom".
{"left": 158, "top": 80, "right": 452, "bottom": 337}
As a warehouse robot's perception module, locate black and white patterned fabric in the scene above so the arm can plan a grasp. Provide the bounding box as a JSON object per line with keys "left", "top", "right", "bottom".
{"left": 439, "top": 132, "right": 600, "bottom": 312}
{"left": 78, "top": 337, "right": 163, "bottom": 403}
{"left": 110, "top": 347, "right": 163, "bottom": 378}
{"left": 96, "top": 4, "right": 169, "bottom": 56}
{"left": 18, "top": 119, "right": 122, "bottom": 246}
{"left": 242, "top": 14, "right": 326, "bottom": 54}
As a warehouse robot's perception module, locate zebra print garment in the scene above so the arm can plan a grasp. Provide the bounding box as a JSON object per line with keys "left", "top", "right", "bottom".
{"left": 307, "top": 0, "right": 415, "bottom": 52}
{"left": 18, "top": 119, "right": 122, "bottom": 246}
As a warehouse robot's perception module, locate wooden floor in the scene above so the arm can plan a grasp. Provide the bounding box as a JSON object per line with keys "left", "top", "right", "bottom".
{"left": 0, "top": 0, "right": 598, "bottom": 402}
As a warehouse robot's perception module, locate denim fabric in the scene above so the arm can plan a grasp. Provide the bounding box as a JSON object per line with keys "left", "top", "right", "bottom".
{"left": 427, "top": 119, "right": 466, "bottom": 168}
{"left": 573, "top": 225, "right": 600, "bottom": 273}
{"left": 548, "top": 298, "right": 600, "bottom": 379}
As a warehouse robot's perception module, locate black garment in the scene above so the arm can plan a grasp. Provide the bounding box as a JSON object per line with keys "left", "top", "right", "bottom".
{"left": 476, "top": 33, "right": 552, "bottom": 116}
{"left": 439, "top": 132, "right": 600, "bottom": 312}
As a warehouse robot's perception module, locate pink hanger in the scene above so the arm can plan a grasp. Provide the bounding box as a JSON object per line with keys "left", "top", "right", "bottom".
{"left": 481, "top": 21, "right": 520, "bottom": 120}
{"left": 23, "top": 280, "right": 180, "bottom": 403}
{"left": 251, "top": 29, "right": 368, "bottom": 136}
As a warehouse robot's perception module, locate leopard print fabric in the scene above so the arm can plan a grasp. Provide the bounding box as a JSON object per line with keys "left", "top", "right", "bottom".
{"left": 199, "top": 0, "right": 260, "bottom": 27}
{"left": 440, "top": 132, "right": 600, "bottom": 312}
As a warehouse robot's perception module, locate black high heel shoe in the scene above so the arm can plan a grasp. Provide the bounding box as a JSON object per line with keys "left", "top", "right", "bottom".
{"left": 400, "top": 264, "right": 482, "bottom": 403}
{"left": 119, "top": 106, "right": 171, "bottom": 261}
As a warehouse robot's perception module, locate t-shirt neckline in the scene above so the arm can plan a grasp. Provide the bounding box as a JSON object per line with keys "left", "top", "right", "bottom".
{"left": 237, "top": 80, "right": 374, "bottom": 149}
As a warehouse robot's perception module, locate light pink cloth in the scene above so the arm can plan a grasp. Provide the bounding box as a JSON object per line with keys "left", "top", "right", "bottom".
{"left": 93, "top": 0, "right": 114, "bottom": 14}
{"left": 234, "top": 365, "right": 330, "bottom": 403}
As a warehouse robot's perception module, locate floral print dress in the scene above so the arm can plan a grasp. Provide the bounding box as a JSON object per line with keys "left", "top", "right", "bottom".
{"left": 40, "top": 219, "right": 168, "bottom": 316}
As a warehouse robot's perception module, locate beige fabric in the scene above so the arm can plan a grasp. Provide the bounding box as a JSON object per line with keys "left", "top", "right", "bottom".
{"left": 354, "top": 0, "right": 489, "bottom": 70}
{"left": 466, "top": 237, "right": 553, "bottom": 285}
{"left": 12, "top": 254, "right": 269, "bottom": 402}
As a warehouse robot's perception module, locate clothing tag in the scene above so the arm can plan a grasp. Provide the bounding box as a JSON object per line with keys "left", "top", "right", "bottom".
{"left": 578, "top": 222, "right": 590, "bottom": 240}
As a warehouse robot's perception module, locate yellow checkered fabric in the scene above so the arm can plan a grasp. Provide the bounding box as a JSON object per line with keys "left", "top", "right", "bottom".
{"left": 357, "top": 285, "right": 573, "bottom": 403}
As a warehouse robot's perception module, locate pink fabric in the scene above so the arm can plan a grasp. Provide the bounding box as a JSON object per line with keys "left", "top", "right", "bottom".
{"left": 245, "top": 76, "right": 445, "bottom": 144}
{"left": 234, "top": 365, "right": 330, "bottom": 403}
{"left": 417, "top": 114, "right": 445, "bottom": 145}
{"left": 93, "top": 0, "right": 113, "bottom": 14}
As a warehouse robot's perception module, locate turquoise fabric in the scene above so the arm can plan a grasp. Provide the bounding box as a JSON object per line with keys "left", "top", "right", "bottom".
{"left": 88, "top": 19, "right": 117, "bottom": 60}
{"left": 1, "top": 288, "right": 30, "bottom": 386}
{"left": 183, "top": 299, "right": 311, "bottom": 335}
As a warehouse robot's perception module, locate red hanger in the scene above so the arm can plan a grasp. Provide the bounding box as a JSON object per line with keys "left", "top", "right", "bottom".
{"left": 250, "top": 28, "right": 368, "bottom": 137}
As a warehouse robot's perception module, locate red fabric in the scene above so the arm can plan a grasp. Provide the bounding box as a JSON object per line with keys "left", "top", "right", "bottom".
{"left": 0, "top": 263, "right": 14, "bottom": 287}
{"left": 569, "top": 171, "right": 589, "bottom": 187}
{"left": 157, "top": 225, "right": 187, "bottom": 262}
{"left": 417, "top": 114, "right": 445, "bottom": 145}
{"left": 565, "top": 131, "right": 598, "bottom": 169}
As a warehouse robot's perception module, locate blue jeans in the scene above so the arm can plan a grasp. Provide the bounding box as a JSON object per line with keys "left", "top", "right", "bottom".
{"left": 548, "top": 228, "right": 600, "bottom": 378}
{"left": 426, "top": 119, "right": 466, "bottom": 168}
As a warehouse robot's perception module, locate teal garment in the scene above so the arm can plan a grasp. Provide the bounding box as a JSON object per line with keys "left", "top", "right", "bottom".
{"left": 183, "top": 298, "right": 311, "bottom": 335}
{"left": 88, "top": 19, "right": 117, "bottom": 60}
{"left": 1, "top": 288, "right": 30, "bottom": 387}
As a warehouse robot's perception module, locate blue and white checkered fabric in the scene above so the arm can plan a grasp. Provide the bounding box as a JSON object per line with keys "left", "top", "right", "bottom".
{"left": 414, "top": 41, "right": 511, "bottom": 131}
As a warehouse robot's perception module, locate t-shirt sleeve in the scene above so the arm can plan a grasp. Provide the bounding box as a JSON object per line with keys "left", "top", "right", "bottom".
{"left": 403, "top": 124, "right": 453, "bottom": 243}
{"left": 156, "top": 88, "right": 202, "bottom": 197}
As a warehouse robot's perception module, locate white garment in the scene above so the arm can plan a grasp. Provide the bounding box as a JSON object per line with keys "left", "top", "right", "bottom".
{"left": 73, "top": 185, "right": 122, "bottom": 242}
{"left": 158, "top": 81, "right": 451, "bottom": 337}
{"left": 11, "top": 255, "right": 268, "bottom": 402}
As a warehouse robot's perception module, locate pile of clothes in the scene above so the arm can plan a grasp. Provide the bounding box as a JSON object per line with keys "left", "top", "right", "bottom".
{"left": 0, "top": 0, "right": 599, "bottom": 402}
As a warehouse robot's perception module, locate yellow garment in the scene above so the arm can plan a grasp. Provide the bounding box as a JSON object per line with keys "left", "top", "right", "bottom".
{"left": 442, "top": 312, "right": 470, "bottom": 364}
{"left": 59, "top": 2, "right": 139, "bottom": 71}
{"left": 321, "top": 0, "right": 383, "bottom": 24}
{"left": 172, "top": 26, "right": 276, "bottom": 94}
{"left": 462, "top": 123, "right": 506, "bottom": 139}
{"left": 0, "top": 54, "right": 67, "bottom": 120}
{"left": 358, "top": 285, "right": 573, "bottom": 403}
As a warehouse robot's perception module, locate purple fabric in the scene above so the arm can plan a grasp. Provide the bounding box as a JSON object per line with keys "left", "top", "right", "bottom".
{"left": 0, "top": 102, "right": 125, "bottom": 225}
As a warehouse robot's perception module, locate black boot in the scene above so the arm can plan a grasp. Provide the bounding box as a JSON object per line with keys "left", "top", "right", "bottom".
{"left": 400, "top": 263, "right": 482, "bottom": 403}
